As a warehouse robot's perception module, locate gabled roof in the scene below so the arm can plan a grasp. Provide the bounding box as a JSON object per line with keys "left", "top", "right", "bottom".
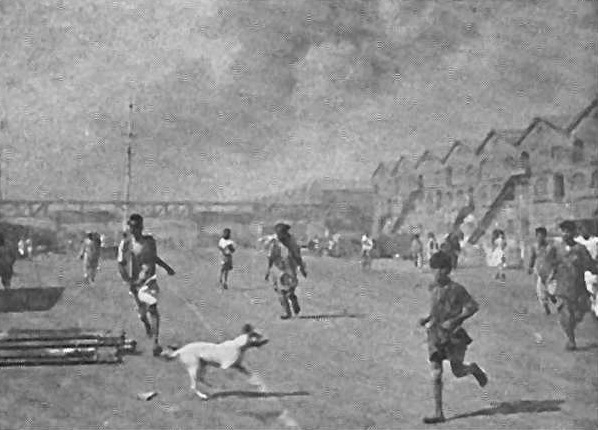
{"left": 442, "top": 140, "right": 474, "bottom": 164}
{"left": 541, "top": 114, "right": 573, "bottom": 130}
{"left": 475, "top": 128, "right": 525, "bottom": 155}
{"left": 566, "top": 97, "right": 598, "bottom": 134}
{"left": 415, "top": 150, "right": 443, "bottom": 169}
{"left": 389, "top": 156, "right": 405, "bottom": 176}
{"left": 513, "top": 117, "right": 569, "bottom": 147}
{"left": 371, "top": 161, "right": 387, "bottom": 180}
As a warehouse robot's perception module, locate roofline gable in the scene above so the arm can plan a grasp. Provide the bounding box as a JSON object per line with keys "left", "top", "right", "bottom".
{"left": 566, "top": 97, "right": 598, "bottom": 134}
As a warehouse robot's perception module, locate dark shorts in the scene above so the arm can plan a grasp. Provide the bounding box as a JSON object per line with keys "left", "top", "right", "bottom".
{"left": 221, "top": 255, "right": 233, "bottom": 271}
{"left": 427, "top": 327, "right": 473, "bottom": 363}
{"left": 555, "top": 295, "right": 590, "bottom": 323}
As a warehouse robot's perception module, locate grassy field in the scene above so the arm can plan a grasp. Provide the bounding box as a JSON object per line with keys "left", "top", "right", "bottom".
{"left": 0, "top": 248, "right": 596, "bottom": 429}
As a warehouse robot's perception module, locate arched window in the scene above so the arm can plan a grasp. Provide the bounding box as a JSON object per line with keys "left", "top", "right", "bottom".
{"left": 446, "top": 191, "right": 453, "bottom": 205}
{"left": 553, "top": 173, "right": 565, "bottom": 200}
{"left": 519, "top": 151, "right": 530, "bottom": 173}
{"left": 435, "top": 190, "right": 442, "bottom": 210}
{"left": 445, "top": 166, "right": 453, "bottom": 186}
{"left": 534, "top": 176, "right": 548, "bottom": 196}
{"left": 591, "top": 170, "right": 598, "bottom": 189}
{"left": 572, "top": 140, "right": 584, "bottom": 164}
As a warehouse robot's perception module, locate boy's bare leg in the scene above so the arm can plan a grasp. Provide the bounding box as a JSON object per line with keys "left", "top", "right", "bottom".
{"left": 557, "top": 300, "right": 577, "bottom": 350}
{"left": 219, "top": 267, "right": 229, "bottom": 289}
{"left": 278, "top": 290, "right": 292, "bottom": 319}
{"left": 137, "top": 303, "right": 153, "bottom": 338}
{"left": 450, "top": 359, "right": 488, "bottom": 387}
{"left": 423, "top": 361, "right": 445, "bottom": 424}
{"left": 449, "top": 347, "right": 488, "bottom": 386}
{"left": 149, "top": 305, "right": 161, "bottom": 356}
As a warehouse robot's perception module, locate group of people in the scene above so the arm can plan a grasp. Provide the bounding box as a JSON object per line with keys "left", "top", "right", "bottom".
{"left": 38, "top": 213, "right": 598, "bottom": 424}
{"left": 218, "top": 223, "right": 308, "bottom": 320}
{"left": 528, "top": 221, "right": 598, "bottom": 350}
{"left": 417, "top": 219, "right": 598, "bottom": 423}
{"left": 409, "top": 230, "right": 462, "bottom": 270}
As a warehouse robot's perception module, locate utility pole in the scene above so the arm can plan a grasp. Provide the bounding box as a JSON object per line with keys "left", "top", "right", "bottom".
{"left": 122, "top": 98, "right": 134, "bottom": 228}
{"left": 0, "top": 117, "right": 6, "bottom": 200}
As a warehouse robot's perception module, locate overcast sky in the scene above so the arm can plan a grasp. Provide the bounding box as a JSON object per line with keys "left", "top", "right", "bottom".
{"left": 1, "top": 0, "right": 596, "bottom": 200}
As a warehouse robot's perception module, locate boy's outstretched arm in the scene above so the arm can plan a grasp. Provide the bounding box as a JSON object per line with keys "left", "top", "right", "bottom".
{"left": 156, "top": 256, "right": 175, "bottom": 275}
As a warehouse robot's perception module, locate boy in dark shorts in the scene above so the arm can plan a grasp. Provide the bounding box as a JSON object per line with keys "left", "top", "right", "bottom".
{"left": 418, "top": 251, "right": 488, "bottom": 424}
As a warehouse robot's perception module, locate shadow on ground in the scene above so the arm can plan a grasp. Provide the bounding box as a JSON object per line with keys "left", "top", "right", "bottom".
{"left": 449, "top": 399, "right": 565, "bottom": 421}
{"left": 575, "top": 342, "right": 598, "bottom": 352}
{"left": 298, "top": 313, "right": 365, "bottom": 320}
{"left": 210, "top": 390, "right": 310, "bottom": 399}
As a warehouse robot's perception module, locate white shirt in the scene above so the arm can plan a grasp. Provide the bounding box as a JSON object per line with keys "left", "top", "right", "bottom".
{"left": 575, "top": 235, "right": 598, "bottom": 260}
{"left": 361, "top": 235, "right": 373, "bottom": 251}
{"left": 218, "top": 238, "right": 235, "bottom": 255}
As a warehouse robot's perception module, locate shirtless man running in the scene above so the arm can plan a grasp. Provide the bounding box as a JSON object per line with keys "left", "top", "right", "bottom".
{"left": 118, "top": 214, "right": 175, "bottom": 356}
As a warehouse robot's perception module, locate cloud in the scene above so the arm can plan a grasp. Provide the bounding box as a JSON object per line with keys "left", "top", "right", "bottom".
{"left": 0, "top": 0, "right": 595, "bottom": 200}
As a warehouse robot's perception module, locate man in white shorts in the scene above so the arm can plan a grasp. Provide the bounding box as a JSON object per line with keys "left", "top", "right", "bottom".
{"left": 118, "top": 214, "right": 175, "bottom": 356}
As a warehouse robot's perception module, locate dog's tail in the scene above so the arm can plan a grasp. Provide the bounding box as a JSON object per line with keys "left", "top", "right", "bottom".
{"left": 159, "top": 345, "right": 181, "bottom": 360}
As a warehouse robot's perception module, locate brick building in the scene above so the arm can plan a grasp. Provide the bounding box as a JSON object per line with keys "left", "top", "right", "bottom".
{"left": 371, "top": 98, "right": 598, "bottom": 248}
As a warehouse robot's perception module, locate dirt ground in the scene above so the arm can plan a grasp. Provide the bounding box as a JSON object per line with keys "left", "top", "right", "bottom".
{"left": 0, "top": 248, "right": 596, "bottom": 429}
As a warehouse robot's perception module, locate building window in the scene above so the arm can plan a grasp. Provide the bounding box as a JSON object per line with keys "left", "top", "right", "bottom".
{"left": 435, "top": 190, "right": 442, "bottom": 210}
{"left": 591, "top": 170, "right": 598, "bottom": 188}
{"left": 553, "top": 173, "right": 565, "bottom": 200}
{"left": 572, "top": 140, "right": 584, "bottom": 164}
{"left": 534, "top": 177, "right": 548, "bottom": 196}
{"left": 445, "top": 166, "right": 453, "bottom": 186}
{"left": 519, "top": 151, "right": 530, "bottom": 173}
{"left": 571, "top": 173, "right": 586, "bottom": 191}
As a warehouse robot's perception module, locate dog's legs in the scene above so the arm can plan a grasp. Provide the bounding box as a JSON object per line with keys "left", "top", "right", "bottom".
{"left": 186, "top": 362, "right": 209, "bottom": 400}
{"left": 198, "top": 360, "right": 213, "bottom": 387}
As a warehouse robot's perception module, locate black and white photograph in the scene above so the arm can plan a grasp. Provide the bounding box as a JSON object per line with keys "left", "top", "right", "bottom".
{"left": 0, "top": 0, "right": 596, "bottom": 428}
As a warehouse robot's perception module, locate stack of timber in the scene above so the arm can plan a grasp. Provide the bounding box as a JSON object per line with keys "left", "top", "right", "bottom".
{"left": 0, "top": 329, "right": 137, "bottom": 366}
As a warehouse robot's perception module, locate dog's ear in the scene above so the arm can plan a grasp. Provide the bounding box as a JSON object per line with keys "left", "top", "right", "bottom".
{"left": 242, "top": 323, "right": 253, "bottom": 334}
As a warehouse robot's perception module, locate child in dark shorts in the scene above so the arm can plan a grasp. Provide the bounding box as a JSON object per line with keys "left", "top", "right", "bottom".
{"left": 418, "top": 251, "right": 488, "bottom": 424}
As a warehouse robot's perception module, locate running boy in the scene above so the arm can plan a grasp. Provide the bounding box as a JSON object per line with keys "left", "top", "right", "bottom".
{"left": 418, "top": 251, "right": 488, "bottom": 424}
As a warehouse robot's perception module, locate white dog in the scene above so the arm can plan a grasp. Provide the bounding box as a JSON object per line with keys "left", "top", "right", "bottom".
{"left": 161, "top": 324, "right": 269, "bottom": 399}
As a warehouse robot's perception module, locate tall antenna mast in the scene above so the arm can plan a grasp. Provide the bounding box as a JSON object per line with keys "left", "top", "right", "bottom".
{"left": 122, "top": 97, "right": 134, "bottom": 228}
{"left": 0, "top": 117, "right": 6, "bottom": 200}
